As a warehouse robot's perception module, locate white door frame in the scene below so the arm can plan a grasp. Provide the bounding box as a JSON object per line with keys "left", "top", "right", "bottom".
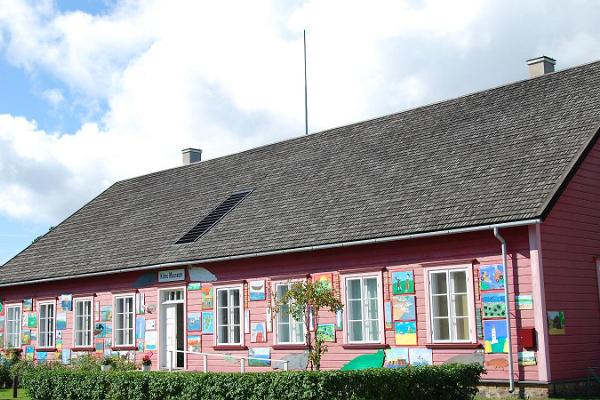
{"left": 157, "top": 286, "right": 187, "bottom": 370}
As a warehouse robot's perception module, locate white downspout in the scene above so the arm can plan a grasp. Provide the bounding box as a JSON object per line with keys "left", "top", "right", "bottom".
{"left": 493, "top": 227, "right": 515, "bottom": 393}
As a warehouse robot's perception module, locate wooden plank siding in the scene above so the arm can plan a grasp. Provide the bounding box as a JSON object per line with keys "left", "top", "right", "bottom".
{"left": 540, "top": 137, "right": 600, "bottom": 381}
{"left": 0, "top": 227, "right": 541, "bottom": 382}
{"left": 541, "top": 138, "right": 600, "bottom": 381}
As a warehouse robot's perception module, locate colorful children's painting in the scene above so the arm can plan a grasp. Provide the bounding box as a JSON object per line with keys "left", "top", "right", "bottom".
{"left": 547, "top": 311, "right": 566, "bottom": 335}
{"left": 188, "top": 335, "right": 201, "bottom": 352}
{"left": 95, "top": 339, "right": 104, "bottom": 354}
{"left": 21, "top": 330, "right": 31, "bottom": 345}
{"left": 101, "top": 306, "right": 112, "bottom": 322}
{"left": 202, "top": 311, "right": 214, "bottom": 334}
{"left": 384, "top": 302, "right": 392, "bottom": 329}
{"left": 95, "top": 322, "right": 108, "bottom": 338}
{"left": 518, "top": 351, "right": 537, "bottom": 366}
{"left": 61, "top": 349, "right": 71, "bottom": 365}
{"left": 27, "top": 312, "right": 37, "bottom": 328}
{"left": 251, "top": 322, "right": 267, "bottom": 342}
{"left": 136, "top": 317, "right": 145, "bottom": 339}
{"left": 56, "top": 312, "right": 67, "bottom": 330}
{"left": 25, "top": 346, "right": 34, "bottom": 361}
{"left": 135, "top": 293, "right": 145, "bottom": 315}
{"left": 515, "top": 295, "right": 533, "bottom": 310}
{"left": 394, "top": 321, "right": 417, "bottom": 345}
{"left": 248, "top": 347, "right": 270, "bottom": 367}
{"left": 336, "top": 309, "right": 344, "bottom": 330}
{"left": 480, "top": 264, "right": 505, "bottom": 291}
{"left": 37, "top": 351, "right": 48, "bottom": 363}
{"left": 0, "top": 303, "right": 4, "bottom": 317}
{"left": 145, "top": 331, "right": 157, "bottom": 351}
{"left": 201, "top": 287, "right": 213, "bottom": 310}
{"left": 313, "top": 273, "right": 333, "bottom": 292}
{"left": 483, "top": 320, "right": 508, "bottom": 353}
{"left": 249, "top": 280, "right": 266, "bottom": 301}
{"left": 384, "top": 347, "right": 409, "bottom": 368}
{"left": 23, "top": 298, "right": 33, "bottom": 312}
{"left": 392, "top": 295, "right": 416, "bottom": 321}
{"left": 60, "top": 294, "right": 72, "bottom": 311}
{"left": 391, "top": 271, "right": 414, "bottom": 295}
{"left": 316, "top": 323, "right": 336, "bottom": 342}
{"left": 187, "top": 282, "right": 202, "bottom": 291}
{"left": 409, "top": 348, "right": 433, "bottom": 366}
{"left": 187, "top": 312, "right": 202, "bottom": 332}
{"left": 481, "top": 293, "right": 507, "bottom": 318}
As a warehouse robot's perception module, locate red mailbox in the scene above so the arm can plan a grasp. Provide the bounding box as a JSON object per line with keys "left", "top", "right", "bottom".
{"left": 518, "top": 327, "right": 536, "bottom": 349}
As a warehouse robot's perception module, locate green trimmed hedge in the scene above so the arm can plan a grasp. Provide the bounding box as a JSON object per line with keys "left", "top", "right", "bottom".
{"left": 22, "top": 364, "right": 483, "bottom": 400}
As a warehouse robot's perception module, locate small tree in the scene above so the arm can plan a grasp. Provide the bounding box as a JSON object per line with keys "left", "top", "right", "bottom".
{"left": 273, "top": 280, "right": 343, "bottom": 371}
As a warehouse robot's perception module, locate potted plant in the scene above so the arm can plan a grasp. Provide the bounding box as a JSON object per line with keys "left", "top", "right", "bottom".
{"left": 141, "top": 352, "right": 153, "bottom": 372}
{"left": 101, "top": 356, "right": 113, "bottom": 372}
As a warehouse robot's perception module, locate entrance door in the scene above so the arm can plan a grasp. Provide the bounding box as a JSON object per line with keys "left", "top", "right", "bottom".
{"left": 160, "top": 289, "right": 185, "bottom": 369}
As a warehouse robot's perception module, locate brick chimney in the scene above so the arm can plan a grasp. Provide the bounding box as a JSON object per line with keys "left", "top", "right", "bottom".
{"left": 527, "top": 56, "right": 555, "bottom": 78}
{"left": 182, "top": 148, "right": 202, "bottom": 165}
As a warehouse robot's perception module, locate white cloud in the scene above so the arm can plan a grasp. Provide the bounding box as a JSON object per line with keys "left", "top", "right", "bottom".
{"left": 1, "top": 0, "right": 600, "bottom": 224}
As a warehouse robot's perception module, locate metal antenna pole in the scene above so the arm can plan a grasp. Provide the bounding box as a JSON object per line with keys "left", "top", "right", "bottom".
{"left": 304, "top": 29, "right": 308, "bottom": 135}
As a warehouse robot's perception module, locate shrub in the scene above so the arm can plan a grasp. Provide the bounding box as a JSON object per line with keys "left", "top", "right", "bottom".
{"left": 22, "top": 363, "right": 484, "bottom": 400}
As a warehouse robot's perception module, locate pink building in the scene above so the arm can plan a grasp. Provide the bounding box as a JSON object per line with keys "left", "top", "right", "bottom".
{"left": 1, "top": 57, "right": 599, "bottom": 396}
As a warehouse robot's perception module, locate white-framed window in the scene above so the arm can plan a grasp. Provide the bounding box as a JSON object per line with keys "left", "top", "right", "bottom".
{"left": 427, "top": 267, "right": 474, "bottom": 343}
{"left": 343, "top": 273, "right": 383, "bottom": 344}
{"left": 73, "top": 298, "right": 93, "bottom": 348}
{"left": 113, "top": 294, "right": 135, "bottom": 347}
{"left": 6, "top": 304, "right": 22, "bottom": 349}
{"left": 215, "top": 286, "right": 243, "bottom": 345}
{"left": 274, "top": 282, "right": 305, "bottom": 344}
{"left": 38, "top": 302, "right": 56, "bottom": 348}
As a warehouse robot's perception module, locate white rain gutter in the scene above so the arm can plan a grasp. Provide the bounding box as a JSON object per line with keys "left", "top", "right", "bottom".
{"left": 494, "top": 227, "right": 515, "bottom": 393}
{"left": 0, "top": 218, "right": 541, "bottom": 288}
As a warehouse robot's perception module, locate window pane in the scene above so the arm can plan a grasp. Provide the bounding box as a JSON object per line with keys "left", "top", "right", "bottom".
{"left": 232, "top": 290, "right": 240, "bottom": 307}
{"left": 348, "top": 300, "right": 362, "bottom": 320}
{"left": 218, "top": 306, "right": 228, "bottom": 325}
{"left": 293, "top": 322, "right": 305, "bottom": 343}
{"left": 431, "top": 273, "right": 447, "bottom": 295}
{"left": 348, "top": 321, "right": 363, "bottom": 342}
{"left": 218, "top": 325, "right": 228, "bottom": 344}
{"left": 218, "top": 290, "right": 228, "bottom": 307}
{"left": 367, "top": 299, "right": 378, "bottom": 320}
{"left": 368, "top": 320, "right": 380, "bottom": 342}
{"left": 278, "top": 323, "right": 290, "bottom": 343}
{"left": 347, "top": 279, "right": 361, "bottom": 300}
{"left": 452, "top": 271, "right": 467, "bottom": 293}
{"left": 364, "top": 278, "right": 377, "bottom": 299}
{"left": 454, "top": 294, "right": 468, "bottom": 317}
{"left": 433, "top": 318, "right": 450, "bottom": 341}
{"left": 456, "top": 317, "right": 469, "bottom": 340}
{"left": 233, "top": 326, "right": 241, "bottom": 343}
{"left": 432, "top": 295, "right": 448, "bottom": 317}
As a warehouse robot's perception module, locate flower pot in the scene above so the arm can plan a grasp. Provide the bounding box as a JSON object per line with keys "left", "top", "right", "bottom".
{"left": 101, "top": 365, "right": 111, "bottom": 372}
{"left": 142, "top": 364, "right": 152, "bottom": 372}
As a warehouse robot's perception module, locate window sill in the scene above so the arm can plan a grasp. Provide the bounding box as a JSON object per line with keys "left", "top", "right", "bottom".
{"left": 342, "top": 343, "right": 389, "bottom": 350}
{"left": 71, "top": 347, "right": 95, "bottom": 352}
{"left": 272, "top": 344, "right": 309, "bottom": 350}
{"left": 214, "top": 345, "right": 247, "bottom": 351}
{"left": 111, "top": 346, "right": 138, "bottom": 351}
{"left": 425, "top": 343, "right": 482, "bottom": 349}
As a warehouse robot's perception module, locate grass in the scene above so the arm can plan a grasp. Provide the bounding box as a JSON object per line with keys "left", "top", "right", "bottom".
{"left": 0, "top": 389, "right": 29, "bottom": 399}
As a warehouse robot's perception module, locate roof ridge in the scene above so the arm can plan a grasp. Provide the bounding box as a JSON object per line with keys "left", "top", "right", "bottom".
{"left": 116, "top": 58, "right": 600, "bottom": 185}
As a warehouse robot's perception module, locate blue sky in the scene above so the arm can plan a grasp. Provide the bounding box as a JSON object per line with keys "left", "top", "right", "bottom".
{"left": 2, "top": 0, "right": 600, "bottom": 265}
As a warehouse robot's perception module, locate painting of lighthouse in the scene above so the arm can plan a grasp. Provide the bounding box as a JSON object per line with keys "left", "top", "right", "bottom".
{"left": 483, "top": 320, "right": 508, "bottom": 353}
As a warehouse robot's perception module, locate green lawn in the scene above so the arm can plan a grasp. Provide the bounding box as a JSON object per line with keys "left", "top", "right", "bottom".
{"left": 0, "top": 389, "right": 29, "bottom": 399}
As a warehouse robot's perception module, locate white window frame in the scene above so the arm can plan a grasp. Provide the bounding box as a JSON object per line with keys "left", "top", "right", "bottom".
{"left": 113, "top": 293, "right": 136, "bottom": 347}
{"left": 424, "top": 264, "right": 476, "bottom": 344}
{"left": 214, "top": 284, "right": 244, "bottom": 346}
{"left": 5, "top": 304, "right": 22, "bottom": 349}
{"left": 341, "top": 272, "right": 385, "bottom": 344}
{"left": 272, "top": 280, "right": 306, "bottom": 345}
{"left": 72, "top": 297, "right": 94, "bottom": 348}
{"left": 37, "top": 301, "right": 56, "bottom": 349}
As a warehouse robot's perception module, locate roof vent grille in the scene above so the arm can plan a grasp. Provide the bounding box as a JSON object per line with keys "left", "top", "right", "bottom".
{"left": 175, "top": 190, "right": 252, "bottom": 244}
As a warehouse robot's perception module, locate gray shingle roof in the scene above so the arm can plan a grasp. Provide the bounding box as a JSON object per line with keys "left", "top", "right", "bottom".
{"left": 3, "top": 61, "right": 600, "bottom": 285}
